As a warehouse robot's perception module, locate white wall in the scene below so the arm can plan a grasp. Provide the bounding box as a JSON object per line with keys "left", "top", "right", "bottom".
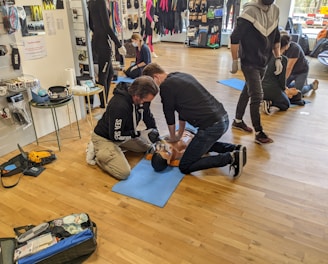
{"left": 275, "top": 0, "right": 293, "bottom": 29}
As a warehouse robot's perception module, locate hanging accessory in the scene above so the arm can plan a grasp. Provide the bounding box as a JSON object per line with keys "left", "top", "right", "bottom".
{"left": 11, "top": 46, "right": 21, "bottom": 70}
{"left": 134, "top": 0, "right": 139, "bottom": 9}
{"left": 0, "top": 45, "right": 8, "bottom": 56}
{"left": 1, "top": 4, "right": 19, "bottom": 34}
{"left": 6, "top": 93, "right": 31, "bottom": 126}
{"left": 0, "top": 85, "right": 8, "bottom": 96}
{"left": 127, "top": 0, "right": 132, "bottom": 9}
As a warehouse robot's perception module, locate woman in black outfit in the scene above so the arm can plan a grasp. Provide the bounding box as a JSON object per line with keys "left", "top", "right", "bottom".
{"left": 88, "top": 0, "right": 126, "bottom": 107}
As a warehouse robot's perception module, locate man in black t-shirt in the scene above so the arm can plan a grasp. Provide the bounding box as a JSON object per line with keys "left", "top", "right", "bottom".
{"left": 280, "top": 34, "right": 319, "bottom": 95}
{"left": 143, "top": 63, "right": 246, "bottom": 179}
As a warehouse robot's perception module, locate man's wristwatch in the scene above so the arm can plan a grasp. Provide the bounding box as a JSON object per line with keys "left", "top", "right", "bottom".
{"left": 275, "top": 56, "right": 282, "bottom": 60}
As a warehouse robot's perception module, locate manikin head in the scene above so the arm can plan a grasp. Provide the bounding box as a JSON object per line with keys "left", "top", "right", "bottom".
{"left": 151, "top": 152, "right": 168, "bottom": 172}
{"left": 261, "top": 0, "right": 274, "bottom": 5}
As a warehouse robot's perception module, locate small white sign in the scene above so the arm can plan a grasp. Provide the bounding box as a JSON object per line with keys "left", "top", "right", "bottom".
{"left": 23, "top": 36, "right": 47, "bottom": 60}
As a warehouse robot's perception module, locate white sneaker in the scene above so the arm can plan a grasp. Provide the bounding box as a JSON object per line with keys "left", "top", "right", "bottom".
{"left": 86, "top": 141, "right": 96, "bottom": 165}
{"left": 261, "top": 100, "right": 271, "bottom": 115}
{"left": 268, "top": 106, "right": 280, "bottom": 115}
{"left": 312, "top": 80, "right": 319, "bottom": 91}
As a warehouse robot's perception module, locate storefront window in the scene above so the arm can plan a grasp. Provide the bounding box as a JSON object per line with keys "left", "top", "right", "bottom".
{"left": 292, "top": 0, "right": 328, "bottom": 28}
{"left": 293, "top": 0, "right": 328, "bottom": 14}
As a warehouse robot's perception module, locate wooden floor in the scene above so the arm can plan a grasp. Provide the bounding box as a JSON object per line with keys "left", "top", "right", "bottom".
{"left": 1, "top": 42, "right": 328, "bottom": 264}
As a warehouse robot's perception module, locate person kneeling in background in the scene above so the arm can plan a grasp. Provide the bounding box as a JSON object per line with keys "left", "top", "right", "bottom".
{"left": 280, "top": 33, "right": 319, "bottom": 96}
{"left": 124, "top": 33, "right": 151, "bottom": 79}
{"left": 262, "top": 54, "right": 303, "bottom": 115}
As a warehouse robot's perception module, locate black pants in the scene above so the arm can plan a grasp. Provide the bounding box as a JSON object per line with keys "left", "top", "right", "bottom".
{"left": 124, "top": 65, "right": 141, "bottom": 79}
{"left": 95, "top": 44, "right": 113, "bottom": 107}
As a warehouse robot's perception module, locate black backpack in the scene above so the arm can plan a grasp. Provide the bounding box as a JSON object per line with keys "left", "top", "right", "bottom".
{"left": 299, "top": 34, "right": 310, "bottom": 55}
{"left": 310, "top": 38, "right": 328, "bottom": 58}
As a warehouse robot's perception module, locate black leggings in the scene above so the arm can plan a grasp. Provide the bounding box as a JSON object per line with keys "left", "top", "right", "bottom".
{"left": 96, "top": 45, "right": 113, "bottom": 107}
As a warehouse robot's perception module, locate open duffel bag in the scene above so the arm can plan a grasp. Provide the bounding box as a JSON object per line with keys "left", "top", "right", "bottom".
{"left": 14, "top": 213, "right": 97, "bottom": 264}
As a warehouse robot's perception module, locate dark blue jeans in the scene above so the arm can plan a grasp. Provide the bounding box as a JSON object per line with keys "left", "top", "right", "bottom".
{"left": 179, "top": 116, "right": 236, "bottom": 174}
{"left": 287, "top": 72, "right": 313, "bottom": 95}
{"left": 271, "top": 91, "right": 290, "bottom": 111}
{"left": 236, "top": 65, "right": 265, "bottom": 132}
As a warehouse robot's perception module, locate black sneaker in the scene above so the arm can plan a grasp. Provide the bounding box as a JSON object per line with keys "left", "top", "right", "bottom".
{"left": 235, "top": 144, "right": 247, "bottom": 166}
{"left": 230, "top": 150, "right": 243, "bottom": 179}
{"left": 255, "top": 131, "right": 273, "bottom": 144}
{"left": 232, "top": 120, "right": 253, "bottom": 133}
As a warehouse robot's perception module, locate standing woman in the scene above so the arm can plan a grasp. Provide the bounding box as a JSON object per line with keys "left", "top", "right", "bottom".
{"left": 124, "top": 33, "right": 151, "bottom": 79}
{"left": 144, "top": 0, "right": 157, "bottom": 57}
{"left": 88, "top": 0, "right": 126, "bottom": 108}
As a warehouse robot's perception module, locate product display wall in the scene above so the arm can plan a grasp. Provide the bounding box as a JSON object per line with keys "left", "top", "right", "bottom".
{"left": 187, "top": 0, "right": 224, "bottom": 48}
{"left": 1, "top": 0, "right": 80, "bottom": 157}
{"left": 0, "top": 1, "right": 36, "bottom": 156}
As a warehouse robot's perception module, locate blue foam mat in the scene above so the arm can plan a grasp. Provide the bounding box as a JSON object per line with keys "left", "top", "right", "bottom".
{"left": 112, "top": 76, "right": 134, "bottom": 84}
{"left": 217, "top": 78, "right": 245, "bottom": 91}
{"left": 112, "top": 159, "right": 184, "bottom": 207}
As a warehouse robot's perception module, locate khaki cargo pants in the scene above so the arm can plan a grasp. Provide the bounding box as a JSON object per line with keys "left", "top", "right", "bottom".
{"left": 91, "top": 132, "right": 151, "bottom": 180}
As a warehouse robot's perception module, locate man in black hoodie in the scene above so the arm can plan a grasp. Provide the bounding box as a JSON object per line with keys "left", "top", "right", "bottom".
{"left": 90, "top": 76, "right": 159, "bottom": 180}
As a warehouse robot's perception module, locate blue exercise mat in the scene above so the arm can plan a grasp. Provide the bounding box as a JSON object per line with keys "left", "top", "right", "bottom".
{"left": 112, "top": 76, "right": 134, "bottom": 84}
{"left": 112, "top": 159, "right": 184, "bottom": 207}
{"left": 217, "top": 78, "right": 245, "bottom": 91}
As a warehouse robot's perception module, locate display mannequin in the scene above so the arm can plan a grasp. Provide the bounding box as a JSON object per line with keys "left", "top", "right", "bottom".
{"left": 88, "top": 0, "right": 126, "bottom": 108}
{"left": 225, "top": 0, "right": 241, "bottom": 30}
{"left": 145, "top": 0, "right": 157, "bottom": 57}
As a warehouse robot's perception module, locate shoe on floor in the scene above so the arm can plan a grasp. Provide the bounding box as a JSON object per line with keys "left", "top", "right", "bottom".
{"left": 232, "top": 119, "right": 253, "bottom": 133}
{"left": 312, "top": 79, "right": 319, "bottom": 91}
{"left": 234, "top": 144, "right": 247, "bottom": 166}
{"left": 268, "top": 106, "right": 280, "bottom": 115}
{"left": 229, "top": 150, "right": 243, "bottom": 179}
{"left": 255, "top": 131, "right": 273, "bottom": 144}
{"left": 86, "top": 141, "right": 96, "bottom": 165}
{"left": 261, "top": 100, "right": 271, "bottom": 115}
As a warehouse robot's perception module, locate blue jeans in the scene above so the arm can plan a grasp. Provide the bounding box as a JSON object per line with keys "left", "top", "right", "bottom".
{"left": 236, "top": 65, "right": 265, "bottom": 132}
{"left": 271, "top": 91, "right": 290, "bottom": 111}
{"left": 287, "top": 72, "right": 313, "bottom": 95}
{"left": 179, "top": 115, "right": 236, "bottom": 174}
